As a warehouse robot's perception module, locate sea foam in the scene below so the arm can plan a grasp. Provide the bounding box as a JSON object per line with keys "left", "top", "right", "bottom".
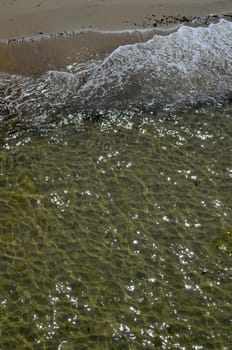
{"left": 0, "top": 20, "right": 232, "bottom": 119}
{"left": 78, "top": 19, "right": 232, "bottom": 108}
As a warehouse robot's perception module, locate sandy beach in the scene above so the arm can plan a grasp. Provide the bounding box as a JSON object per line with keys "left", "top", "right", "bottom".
{"left": 0, "top": 0, "right": 231, "bottom": 75}
{"left": 0, "top": 0, "right": 232, "bottom": 41}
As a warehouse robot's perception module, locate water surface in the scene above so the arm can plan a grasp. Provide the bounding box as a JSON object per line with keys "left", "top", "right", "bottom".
{"left": 0, "top": 106, "right": 232, "bottom": 349}
{"left": 0, "top": 19, "right": 232, "bottom": 350}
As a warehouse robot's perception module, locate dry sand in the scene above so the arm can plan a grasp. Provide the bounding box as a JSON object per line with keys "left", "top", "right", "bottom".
{"left": 0, "top": 0, "right": 232, "bottom": 40}
{"left": 0, "top": 0, "right": 231, "bottom": 75}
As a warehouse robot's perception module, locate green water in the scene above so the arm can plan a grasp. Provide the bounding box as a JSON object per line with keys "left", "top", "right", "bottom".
{"left": 0, "top": 107, "right": 232, "bottom": 349}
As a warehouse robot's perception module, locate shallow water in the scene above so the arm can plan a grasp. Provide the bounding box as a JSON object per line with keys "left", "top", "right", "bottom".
{"left": 0, "top": 105, "right": 232, "bottom": 349}
{"left": 0, "top": 18, "right": 232, "bottom": 350}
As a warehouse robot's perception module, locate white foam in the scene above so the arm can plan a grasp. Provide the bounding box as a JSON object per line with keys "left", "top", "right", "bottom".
{"left": 1, "top": 20, "right": 232, "bottom": 119}
{"left": 78, "top": 19, "right": 232, "bottom": 107}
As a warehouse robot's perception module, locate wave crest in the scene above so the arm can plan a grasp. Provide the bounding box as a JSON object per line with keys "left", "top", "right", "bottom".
{"left": 0, "top": 20, "right": 232, "bottom": 120}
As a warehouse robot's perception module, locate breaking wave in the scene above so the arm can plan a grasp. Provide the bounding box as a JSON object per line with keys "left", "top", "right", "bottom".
{"left": 0, "top": 19, "right": 232, "bottom": 120}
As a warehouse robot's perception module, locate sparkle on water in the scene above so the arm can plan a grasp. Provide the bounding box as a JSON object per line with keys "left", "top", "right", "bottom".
{"left": 0, "top": 105, "right": 232, "bottom": 350}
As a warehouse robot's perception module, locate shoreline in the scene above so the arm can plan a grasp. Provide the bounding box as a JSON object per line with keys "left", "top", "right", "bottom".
{"left": 0, "top": 14, "right": 232, "bottom": 77}
{"left": 3, "top": 13, "right": 232, "bottom": 44}
{"left": 0, "top": 0, "right": 232, "bottom": 41}
{"left": 0, "top": 0, "right": 232, "bottom": 76}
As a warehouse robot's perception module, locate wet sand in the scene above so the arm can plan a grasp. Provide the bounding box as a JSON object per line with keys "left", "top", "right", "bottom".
{"left": 0, "top": 0, "right": 232, "bottom": 76}
{"left": 0, "top": 30, "right": 159, "bottom": 76}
